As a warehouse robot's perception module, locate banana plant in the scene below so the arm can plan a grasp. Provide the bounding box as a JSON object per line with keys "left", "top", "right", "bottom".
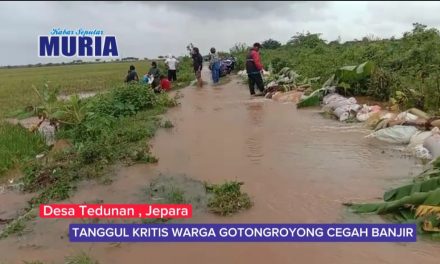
{"left": 32, "top": 83, "right": 64, "bottom": 130}
{"left": 60, "top": 94, "right": 89, "bottom": 125}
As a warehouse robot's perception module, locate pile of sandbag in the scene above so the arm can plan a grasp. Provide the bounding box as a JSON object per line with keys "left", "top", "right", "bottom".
{"left": 366, "top": 125, "right": 419, "bottom": 144}
{"left": 366, "top": 126, "right": 440, "bottom": 160}
{"left": 422, "top": 128, "right": 440, "bottom": 160}
{"left": 364, "top": 107, "right": 440, "bottom": 160}
{"left": 237, "top": 70, "right": 247, "bottom": 78}
{"left": 322, "top": 93, "right": 382, "bottom": 122}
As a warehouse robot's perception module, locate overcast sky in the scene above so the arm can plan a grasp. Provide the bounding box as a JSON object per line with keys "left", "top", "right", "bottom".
{"left": 1, "top": 1, "right": 440, "bottom": 66}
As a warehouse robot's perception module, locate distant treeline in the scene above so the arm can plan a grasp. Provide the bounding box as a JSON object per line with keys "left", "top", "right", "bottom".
{"left": 0, "top": 56, "right": 172, "bottom": 69}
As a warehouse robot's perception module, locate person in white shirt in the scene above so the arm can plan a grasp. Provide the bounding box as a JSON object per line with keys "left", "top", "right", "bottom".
{"left": 165, "top": 54, "right": 179, "bottom": 81}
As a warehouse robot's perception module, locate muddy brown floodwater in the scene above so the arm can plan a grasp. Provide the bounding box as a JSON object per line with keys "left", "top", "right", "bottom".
{"left": 2, "top": 68, "right": 440, "bottom": 263}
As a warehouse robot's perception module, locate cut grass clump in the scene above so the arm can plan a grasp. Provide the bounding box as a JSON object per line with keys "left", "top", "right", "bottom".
{"left": 144, "top": 174, "right": 210, "bottom": 223}
{"left": 161, "top": 120, "right": 174, "bottom": 129}
{"left": 0, "top": 122, "right": 47, "bottom": 176}
{"left": 206, "top": 181, "right": 252, "bottom": 216}
{"left": 143, "top": 175, "right": 253, "bottom": 219}
{"left": 64, "top": 252, "right": 99, "bottom": 264}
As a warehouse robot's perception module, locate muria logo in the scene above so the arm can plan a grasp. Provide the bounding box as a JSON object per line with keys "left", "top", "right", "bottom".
{"left": 39, "top": 36, "right": 119, "bottom": 57}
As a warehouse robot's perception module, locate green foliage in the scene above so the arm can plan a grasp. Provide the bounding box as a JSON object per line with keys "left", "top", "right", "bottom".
{"left": 334, "top": 61, "right": 375, "bottom": 95}
{"left": 346, "top": 157, "right": 440, "bottom": 235}
{"left": 17, "top": 80, "right": 175, "bottom": 208}
{"left": 287, "top": 32, "right": 326, "bottom": 48}
{"left": 262, "top": 39, "right": 282, "bottom": 49}
{"left": 297, "top": 87, "right": 327, "bottom": 108}
{"left": 32, "top": 83, "right": 64, "bottom": 125}
{"left": 89, "top": 83, "right": 158, "bottom": 118}
{"left": 205, "top": 181, "right": 252, "bottom": 216}
{"left": 270, "top": 57, "right": 290, "bottom": 74}
{"left": 229, "top": 42, "right": 248, "bottom": 54}
{"left": 0, "top": 122, "right": 47, "bottom": 176}
{"left": 232, "top": 23, "right": 440, "bottom": 111}
{"left": 366, "top": 68, "right": 393, "bottom": 101}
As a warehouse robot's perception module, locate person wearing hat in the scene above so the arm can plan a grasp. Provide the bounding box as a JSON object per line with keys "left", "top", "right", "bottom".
{"left": 209, "top": 47, "right": 221, "bottom": 84}
{"left": 246, "top": 42, "right": 265, "bottom": 96}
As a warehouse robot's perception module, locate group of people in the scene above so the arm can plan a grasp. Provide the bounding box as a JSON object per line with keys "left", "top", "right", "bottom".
{"left": 190, "top": 42, "right": 265, "bottom": 96}
{"left": 124, "top": 54, "right": 179, "bottom": 93}
{"left": 188, "top": 46, "right": 223, "bottom": 87}
{"left": 126, "top": 42, "right": 265, "bottom": 97}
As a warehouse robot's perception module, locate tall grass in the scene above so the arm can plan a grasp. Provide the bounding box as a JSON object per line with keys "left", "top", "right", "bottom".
{"left": 0, "top": 122, "right": 47, "bottom": 176}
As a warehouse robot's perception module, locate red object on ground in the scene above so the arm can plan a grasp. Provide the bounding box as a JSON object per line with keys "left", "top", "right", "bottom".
{"left": 160, "top": 78, "right": 171, "bottom": 91}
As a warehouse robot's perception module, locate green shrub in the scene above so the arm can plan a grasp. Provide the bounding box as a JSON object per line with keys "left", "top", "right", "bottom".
{"left": 206, "top": 181, "right": 252, "bottom": 216}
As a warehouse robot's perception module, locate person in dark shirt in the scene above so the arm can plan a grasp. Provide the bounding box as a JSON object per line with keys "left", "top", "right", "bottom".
{"left": 191, "top": 47, "right": 203, "bottom": 88}
{"left": 148, "top": 61, "right": 161, "bottom": 89}
{"left": 125, "top": 65, "right": 139, "bottom": 83}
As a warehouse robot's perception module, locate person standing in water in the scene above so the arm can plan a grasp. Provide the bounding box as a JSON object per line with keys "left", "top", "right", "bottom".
{"left": 191, "top": 47, "right": 204, "bottom": 88}
{"left": 165, "top": 54, "right": 179, "bottom": 82}
{"left": 209, "top": 47, "right": 221, "bottom": 84}
{"left": 246, "top": 42, "right": 265, "bottom": 96}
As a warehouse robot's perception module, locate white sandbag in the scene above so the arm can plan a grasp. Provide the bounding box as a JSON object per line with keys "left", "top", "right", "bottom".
{"left": 396, "top": 111, "right": 418, "bottom": 122}
{"left": 334, "top": 106, "right": 350, "bottom": 121}
{"left": 357, "top": 112, "right": 371, "bottom": 122}
{"left": 338, "top": 112, "right": 350, "bottom": 122}
{"left": 323, "top": 94, "right": 336, "bottom": 105}
{"left": 423, "top": 134, "right": 440, "bottom": 160}
{"left": 326, "top": 96, "right": 346, "bottom": 106}
{"left": 356, "top": 104, "right": 371, "bottom": 122}
{"left": 409, "top": 131, "right": 434, "bottom": 148}
{"left": 323, "top": 94, "right": 344, "bottom": 105}
{"left": 38, "top": 122, "right": 56, "bottom": 146}
{"left": 327, "top": 97, "right": 357, "bottom": 110}
{"left": 349, "top": 104, "right": 361, "bottom": 112}
{"left": 366, "top": 125, "right": 419, "bottom": 144}
{"left": 266, "top": 81, "right": 278, "bottom": 88}
{"left": 334, "top": 104, "right": 361, "bottom": 122}
{"left": 414, "top": 144, "right": 433, "bottom": 160}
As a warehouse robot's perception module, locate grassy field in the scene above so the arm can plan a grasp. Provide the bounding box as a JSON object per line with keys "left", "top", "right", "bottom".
{"left": 0, "top": 59, "right": 194, "bottom": 118}
{"left": 0, "top": 122, "right": 47, "bottom": 176}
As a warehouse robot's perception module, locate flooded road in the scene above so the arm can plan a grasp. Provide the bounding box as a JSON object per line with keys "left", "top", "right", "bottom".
{"left": 2, "top": 70, "right": 440, "bottom": 263}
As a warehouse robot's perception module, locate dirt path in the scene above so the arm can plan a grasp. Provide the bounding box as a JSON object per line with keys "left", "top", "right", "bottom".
{"left": 2, "top": 68, "right": 440, "bottom": 263}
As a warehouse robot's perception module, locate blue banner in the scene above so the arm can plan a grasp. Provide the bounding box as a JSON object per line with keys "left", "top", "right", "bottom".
{"left": 69, "top": 223, "right": 417, "bottom": 243}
